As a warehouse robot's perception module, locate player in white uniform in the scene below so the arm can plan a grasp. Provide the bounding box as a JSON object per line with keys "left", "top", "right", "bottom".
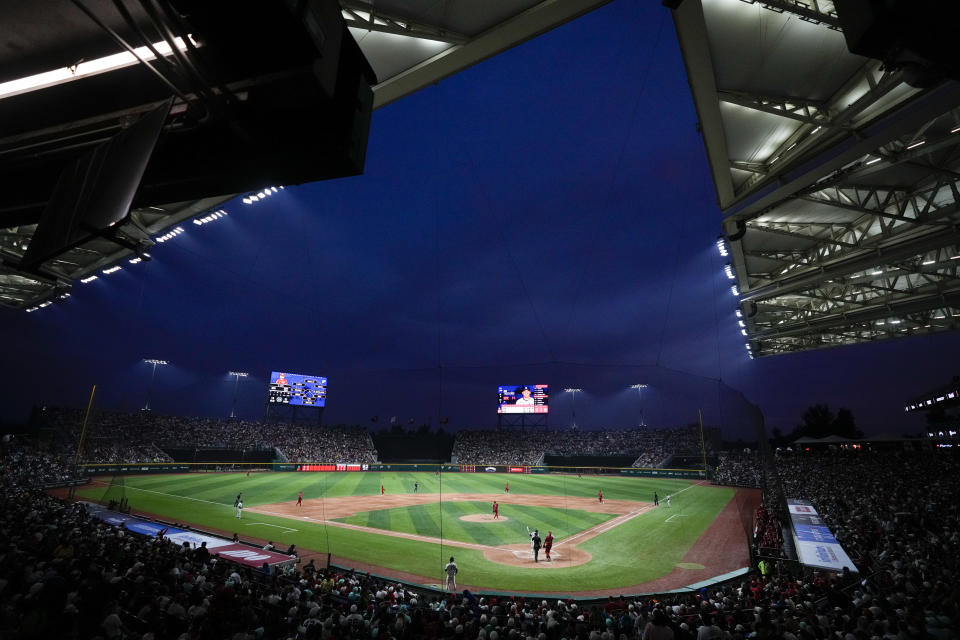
{"left": 665, "top": 495, "right": 671, "bottom": 508}
{"left": 444, "top": 556, "right": 458, "bottom": 591}
{"left": 236, "top": 501, "right": 243, "bottom": 518}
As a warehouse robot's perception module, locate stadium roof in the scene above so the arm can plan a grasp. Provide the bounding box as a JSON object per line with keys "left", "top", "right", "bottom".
{"left": 671, "top": 0, "right": 960, "bottom": 357}
{"left": 2, "top": 0, "right": 612, "bottom": 312}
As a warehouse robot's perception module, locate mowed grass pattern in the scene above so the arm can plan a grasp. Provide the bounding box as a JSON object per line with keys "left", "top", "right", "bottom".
{"left": 336, "top": 501, "right": 613, "bottom": 546}
{"left": 76, "top": 472, "right": 734, "bottom": 592}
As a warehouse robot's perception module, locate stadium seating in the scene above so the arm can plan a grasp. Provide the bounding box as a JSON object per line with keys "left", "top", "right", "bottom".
{"left": 3, "top": 434, "right": 957, "bottom": 639}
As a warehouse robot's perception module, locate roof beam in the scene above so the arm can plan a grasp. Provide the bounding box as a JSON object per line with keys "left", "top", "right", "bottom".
{"left": 723, "top": 75, "right": 960, "bottom": 222}
{"left": 718, "top": 90, "right": 833, "bottom": 127}
{"left": 750, "top": 284, "right": 960, "bottom": 340}
{"left": 341, "top": 2, "right": 468, "bottom": 45}
{"left": 739, "top": 0, "right": 841, "bottom": 29}
{"left": 740, "top": 222, "right": 960, "bottom": 302}
{"left": 371, "top": 0, "right": 614, "bottom": 110}
{"left": 670, "top": 0, "right": 736, "bottom": 207}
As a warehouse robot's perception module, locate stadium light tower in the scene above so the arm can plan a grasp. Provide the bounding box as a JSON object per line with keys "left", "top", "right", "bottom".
{"left": 142, "top": 359, "right": 168, "bottom": 411}
{"left": 563, "top": 388, "right": 583, "bottom": 429}
{"left": 228, "top": 371, "right": 249, "bottom": 418}
{"left": 630, "top": 383, "right": 648, "bottom": 427}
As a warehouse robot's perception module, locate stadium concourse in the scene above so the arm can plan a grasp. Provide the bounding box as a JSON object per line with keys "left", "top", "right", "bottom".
{"left": 1, "top": 416, "right": 958, "bottom": 638}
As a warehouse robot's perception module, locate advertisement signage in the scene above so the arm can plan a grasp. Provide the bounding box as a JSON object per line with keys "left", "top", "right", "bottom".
{"left": 787, "top": 499, "right": 858, "bottom": 573}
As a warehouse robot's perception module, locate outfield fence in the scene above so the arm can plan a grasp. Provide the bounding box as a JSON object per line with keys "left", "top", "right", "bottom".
{"left": 77, "top": 461, "right": 712, "bottom": 478}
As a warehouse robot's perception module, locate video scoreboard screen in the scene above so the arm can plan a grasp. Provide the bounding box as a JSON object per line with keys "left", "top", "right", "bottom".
{"left": 498, "top": 384, "right": 549, "bottom": 414}
{"left": 269, "top": 371, "right": 327, "bottom": 406}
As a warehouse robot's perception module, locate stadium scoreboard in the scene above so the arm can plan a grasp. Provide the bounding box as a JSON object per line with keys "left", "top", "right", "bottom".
{"left": 498, "top": 384, "right": 549, "bottom": 414}
{"left": 269, "top": 371, "right": 327, "bottom": 406}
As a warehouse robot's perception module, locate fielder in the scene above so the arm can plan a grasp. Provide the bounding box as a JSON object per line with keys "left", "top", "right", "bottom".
{"left": 666, "top": 495, "right": 671, "bottom": 508}
{"left": 444, "top": 556, "right": 458, "bottom": 591}
{"left": 236, "top": 501, "right": 243, "bottom": 519}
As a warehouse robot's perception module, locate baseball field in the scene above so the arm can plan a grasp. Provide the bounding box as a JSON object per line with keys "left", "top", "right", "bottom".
{"left": 76, "top": 471, "right": 756, "bottom": 595}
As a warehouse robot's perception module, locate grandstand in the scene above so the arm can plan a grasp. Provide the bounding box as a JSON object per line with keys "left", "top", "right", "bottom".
{"left": 3, "top": 0, "right": 960, "bottom": 638}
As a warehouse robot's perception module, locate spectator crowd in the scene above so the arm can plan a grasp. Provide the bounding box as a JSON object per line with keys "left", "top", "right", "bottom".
{"left": 1, "top": 436, "right": 958, "bottom": 638}
{"left": 450, "top": 427, "right": 720, "bottom": 468}
{"left": 40, "top": 408, "right": 378, "bottom": 465}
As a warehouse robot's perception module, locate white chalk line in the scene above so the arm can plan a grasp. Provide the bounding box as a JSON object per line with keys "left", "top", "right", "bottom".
{"left": 245, "top": 522, "right": 298, "bottom": 532}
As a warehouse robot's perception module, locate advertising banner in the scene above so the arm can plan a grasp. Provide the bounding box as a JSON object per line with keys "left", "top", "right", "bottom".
{"left": 80, "top": 464, "right": 192, "bottom": 475}
{"left": 786, "top": 499, "right": 858, "bottom": 573}
{"left": 85, "top": 503, "right": 293, "bottom": 567}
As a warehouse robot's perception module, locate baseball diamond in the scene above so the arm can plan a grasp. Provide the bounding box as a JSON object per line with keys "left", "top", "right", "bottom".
{"left": 75, "top": 470, "right": 756, "bottom": 595}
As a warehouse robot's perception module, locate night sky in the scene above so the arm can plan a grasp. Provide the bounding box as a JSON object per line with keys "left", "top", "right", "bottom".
{"left": 2, "top": 2, "right": 957, "bottom": 439}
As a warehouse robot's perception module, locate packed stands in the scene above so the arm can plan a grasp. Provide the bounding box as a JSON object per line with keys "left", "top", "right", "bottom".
{"left": 715, "top": 451, "right": 763, "bottom": 488}
{"left": 452, "top": 427, "right": 688, "bottom": 467}
{"left": 4, "top": 442, "right": 958, "bottom": 638}
{"left": 40, "top": 407, "right": 378, "bottom": 464}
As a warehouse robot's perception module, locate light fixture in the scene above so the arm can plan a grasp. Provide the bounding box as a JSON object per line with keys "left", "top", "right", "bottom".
{"left": 144, "top": 358, "right": 168, "bottom": 365}
{"left": 80, "top": 275, "right": 98, "bottom": 284}
{"left": 103, "top": 265, "right": 122, "bottom": 274}
{"left": 0, "top": 37, "right": 192, "bottom": 101}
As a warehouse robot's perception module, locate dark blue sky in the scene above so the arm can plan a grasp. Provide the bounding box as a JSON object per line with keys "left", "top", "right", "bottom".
{"left": 2, "top": 2, "right": 956, "bottom": 439}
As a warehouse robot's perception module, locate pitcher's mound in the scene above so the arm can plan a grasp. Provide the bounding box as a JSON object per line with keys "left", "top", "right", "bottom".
{"left": 460, "top": 514, "right": 509, "bottom": 523}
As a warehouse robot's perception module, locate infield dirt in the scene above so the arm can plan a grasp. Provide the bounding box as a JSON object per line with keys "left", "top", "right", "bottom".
{"left": 248, "top": 493, "right": 651, "bottom": 569}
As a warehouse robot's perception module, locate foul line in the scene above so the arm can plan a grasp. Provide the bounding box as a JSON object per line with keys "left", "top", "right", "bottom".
{"left": 87, "top": 479, "right": 231, "bottom": 508}
{"left": 245, "top": 522, "right": 298, "bottom": 532}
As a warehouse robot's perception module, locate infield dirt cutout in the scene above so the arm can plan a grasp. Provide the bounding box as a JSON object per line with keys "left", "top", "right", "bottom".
{"left": 247, "top": 492, "right": 653, "bottom": 569}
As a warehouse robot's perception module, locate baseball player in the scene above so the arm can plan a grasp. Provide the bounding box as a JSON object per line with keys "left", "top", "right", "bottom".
{"left": 505, "top": 482, "right": 509, "bottom": 493}
{"left": 236, "top": 500, "right": 243, "bottom": 519}
{"left": 492, "top": 501, "right": 499, "bottom": 519}
{"left": 598, "top": 489, "right": 603, "bottom": 504}
{"left": 414, "top": 482, "right": 419, "bottom": 493}
{"left": 527, "top": 527, "right": 541, "bottom": 562}
{"left": 654, "top": 492, "right": 659, "bottom": 506}
{"left": 543, "top": 531, "right": 554, "bottom": 561}
{"left": 444, "top": 556, "right": 459, "bottom": 591}
{"left": 235, "top": 493, "right": 242, "bottom": 507}
{"left": 666, "top": 494, "right": 671, "bottom": 508}
{"left": 381, "top": 484, "right": 385, "bottom": 496}
{"left": 297, "top": 491, "right": 302, "bottom": 507}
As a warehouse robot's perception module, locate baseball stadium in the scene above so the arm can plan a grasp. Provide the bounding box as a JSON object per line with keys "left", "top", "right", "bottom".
{"left": 3, "top": 1, "right": 960, "bottom": 639}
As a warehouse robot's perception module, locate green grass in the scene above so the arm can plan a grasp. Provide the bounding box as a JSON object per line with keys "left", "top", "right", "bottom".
{"left": 336, "top": 501, "right": 613, "bottom": 546}
{"left": 76, "top": 471, "right": 734, "bottom": 593}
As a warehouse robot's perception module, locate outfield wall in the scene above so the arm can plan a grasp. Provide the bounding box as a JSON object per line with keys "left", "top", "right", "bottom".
{"left": 79, "top": 461, "right": 709, "bottom": 478}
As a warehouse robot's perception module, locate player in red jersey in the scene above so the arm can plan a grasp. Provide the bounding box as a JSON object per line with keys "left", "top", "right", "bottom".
{"left": 543, "top": 531, "right": 554, "bottom": 561}
{"left": 505, "top": 482, "right": 509, "bottom": 494}
{"left": 381, "top": 484, "right": 385, "bottom": 496}
{"left": 297, "top": 491, "right": 303, "bottom": 507}
{"left": 492, "top": 501, "right": 499, "bottom": 519}
{"left": 598, "top": 489, "right": 603, "bottom": 503}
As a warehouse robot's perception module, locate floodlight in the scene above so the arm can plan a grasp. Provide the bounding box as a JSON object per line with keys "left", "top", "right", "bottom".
{"left": 144, "top": 359, "right": 168, "bottom": 365}
{"left": 629, "top": 384, "right": 648, "bottom": 389}
{"left": 80, "top": 275, "right": 98, "bottom": 284}
{"left": 0, "top": 37, "right": 192, "bottom": 101}
{"left": 563, "top": 388, "right": 583, "bottom": 393}
{"left": 242, "top": 197, "right": 252, "bottom": 204}
{"left": 229, "top": 371, "right": 250, "bottom": 377}
{"left": 731, "top": 285, "right": 740, "bottom": 296}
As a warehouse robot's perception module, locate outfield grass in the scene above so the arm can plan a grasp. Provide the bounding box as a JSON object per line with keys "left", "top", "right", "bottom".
{"left": 76, "top": 472, "right": 734, "bottom": 593}
{"left": 336, "top": 501, "right": 614, "bottom": 546}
